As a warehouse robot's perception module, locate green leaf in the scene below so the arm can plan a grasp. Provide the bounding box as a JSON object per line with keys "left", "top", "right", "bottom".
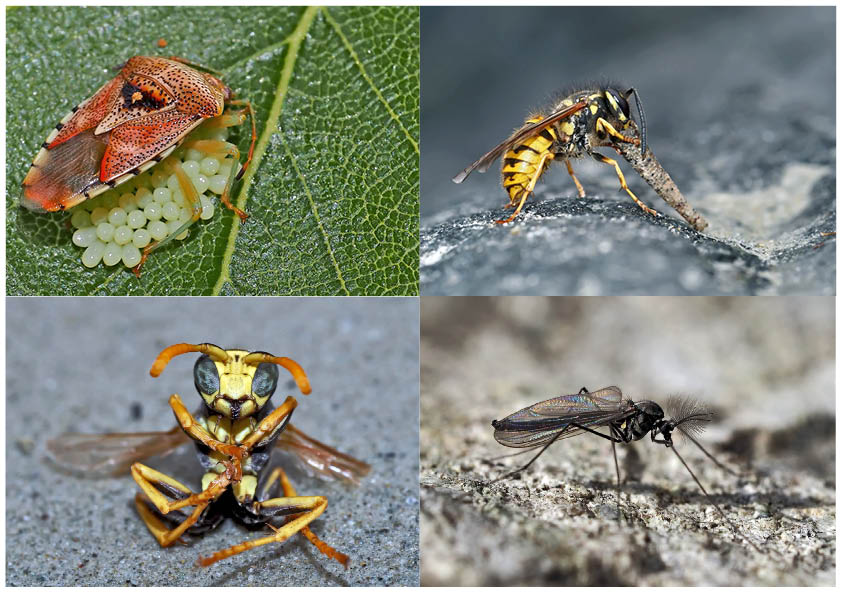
{"left": 6, "top": 6, "right": 419, "bottom": 295}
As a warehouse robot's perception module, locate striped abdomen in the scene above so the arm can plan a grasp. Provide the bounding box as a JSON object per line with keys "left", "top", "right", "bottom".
{"left": 501, "top": 118, "right": 557, "bottom": 203}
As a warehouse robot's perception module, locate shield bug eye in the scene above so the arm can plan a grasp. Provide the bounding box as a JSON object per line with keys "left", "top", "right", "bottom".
{"left": 193, "top": 355, "right": 220, "bottom": 396}
{"left": 252, "top": 362, "right": 279, "bottom": 398}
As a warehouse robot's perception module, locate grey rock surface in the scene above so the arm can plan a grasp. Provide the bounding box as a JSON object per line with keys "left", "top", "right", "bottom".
{"left": 420, "top": 7, "right": 835, "bottom": 296}
{"left": 420, "top": 297, "right": 835, "bottom": 586}
{"left": 6, "top": 297, "right": 419, "bottom": 586}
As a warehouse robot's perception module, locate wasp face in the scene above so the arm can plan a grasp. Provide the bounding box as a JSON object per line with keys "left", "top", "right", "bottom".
{"left": 605, "top": 88, "right": 631, "bottom": 121}
{"left": 193, "top": 350, "right": 279, "bottom": 420}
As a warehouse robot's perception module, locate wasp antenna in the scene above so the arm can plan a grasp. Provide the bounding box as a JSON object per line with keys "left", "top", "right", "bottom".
{"left": 670, "top": 444, "right": 763, "bottom": 554}
{"left": 243, "top": 353, "right": 311, "bottom": 395}
{"left": 149, "top": 343, "right": 229, "bottom": 376}
{"left": 626, "top": 87, "right": 647, "bottom": 156}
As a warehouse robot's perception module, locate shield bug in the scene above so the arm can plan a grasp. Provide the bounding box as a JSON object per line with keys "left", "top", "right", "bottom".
{"left": 20, "top": 56, "right": 256, "bottom": 275}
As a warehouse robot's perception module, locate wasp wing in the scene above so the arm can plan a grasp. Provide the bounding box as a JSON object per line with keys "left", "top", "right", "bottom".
{"left": 452, "top": 101, "right": 587, "bottom": 184}
{"left": 46, "top": 426, "right": 188, "bottom": 478}
{"left": 493, "top": 386, "right": 628, "bottom": 448}
{"left": 276, "top": 423, "right": 371, "bottom": 485}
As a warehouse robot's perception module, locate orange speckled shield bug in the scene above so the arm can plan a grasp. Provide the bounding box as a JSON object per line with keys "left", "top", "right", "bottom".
{"left": 20, "top": 56, "right": 257, "bottom": 275}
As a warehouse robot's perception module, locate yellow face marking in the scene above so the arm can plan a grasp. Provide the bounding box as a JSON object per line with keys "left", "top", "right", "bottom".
{"left": 589, "top": 104, "right": 599, "bottom": 115}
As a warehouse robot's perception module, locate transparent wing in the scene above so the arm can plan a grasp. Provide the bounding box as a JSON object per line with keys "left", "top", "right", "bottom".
{"left": 277, "top": 423, "right": 371, "bottom": 485}
{"left": 46, "top": 426, "right": 188, "bottom": 478}
{"left": 452, "top": 101, "right": 588, "bottom": 183}
{"left": 493, "top": 386, "right": 628, "bottom": 448}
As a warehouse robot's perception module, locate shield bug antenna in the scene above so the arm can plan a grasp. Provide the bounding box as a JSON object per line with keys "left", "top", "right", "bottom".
{"left": 490, "top": 387, "right": 763, "bottom": 553}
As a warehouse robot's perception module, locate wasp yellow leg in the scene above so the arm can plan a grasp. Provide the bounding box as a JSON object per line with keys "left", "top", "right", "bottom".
{"left": 496, "top": 151, "right": 554, "bottom": 224}
{"left": 591, "top": 151, "right": 660, "bottom": 217}
{"left": 168, "top": 394, "right": 246, "bottom": 464}
{"left": 197, "top": 493, "right": 328, "bottom": 566}
{"left": 132, "top": 158, "right": 203, "bottom": 276}
{"left": 595, "top": 117, "right": 639, "bottom": 146}
{"left": 180, "top": 138, "right": 247, "bottom": 222}
{"left": 239, "top": 396, "right": 298, "bottom": 451}
{"left": 564, "top": 159, "right": 586, "bottom": 198}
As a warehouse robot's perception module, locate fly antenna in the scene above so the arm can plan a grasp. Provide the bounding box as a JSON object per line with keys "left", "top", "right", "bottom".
{"left": 670, "top": 444, "right": 763, "bottom": 554}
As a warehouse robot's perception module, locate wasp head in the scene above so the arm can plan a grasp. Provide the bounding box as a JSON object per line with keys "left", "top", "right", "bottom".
{"left": 194, "top": 349, "right": 279, "bottom": 420}
{"left": 604, "top": 87, "right": 647, "bottom": 155}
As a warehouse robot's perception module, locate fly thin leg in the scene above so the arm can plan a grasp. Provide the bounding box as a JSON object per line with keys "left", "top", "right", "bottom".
{"left": 490, "top": 425, "right": 569, "bottom": 483}
{"left": 610, "top": 425, "right": 623, "bottom": 524}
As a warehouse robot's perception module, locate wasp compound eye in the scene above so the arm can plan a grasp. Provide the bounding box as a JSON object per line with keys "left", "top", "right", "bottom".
{"left": 252, "top": 362, "right": 280, "bottom": 399}
{"left": 606, "top": 88, "right": 630, "bottom": 118}
{"left": 193, "top": 355, "right": 220, "bottom": 396}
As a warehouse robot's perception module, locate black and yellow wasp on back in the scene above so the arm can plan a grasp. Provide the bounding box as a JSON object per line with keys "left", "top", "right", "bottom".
{"left": 453, "top": 86, "right": 656, "bottom": 224}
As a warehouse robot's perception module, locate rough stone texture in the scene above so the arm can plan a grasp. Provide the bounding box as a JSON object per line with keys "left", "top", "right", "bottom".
{"left": 6, "top": 297, "right": 419, "bottom": 586}
{"left": 421, "top": 7, "right": 834, "bottom": 295}
{"left": 420, "top": 297, "right": 835, "bottom": 586}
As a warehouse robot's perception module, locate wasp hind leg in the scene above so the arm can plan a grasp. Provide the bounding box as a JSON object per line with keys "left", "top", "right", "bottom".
{"left": 197, "top": 468, "right": 337, "bottom": 567}
{"left": 496, "top": 152, "right": 554, "bottom": 224}
{"left": 131, "top": 462, "right": 233, "bottom": 547}
{"left": 591, "top": 151, "right": 660, "bottom": 218}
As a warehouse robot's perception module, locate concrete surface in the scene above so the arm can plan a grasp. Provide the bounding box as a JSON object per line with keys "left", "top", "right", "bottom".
{"left": 420, "top": 297, "right": 835, "bottom": 586}
{"left": 6, "top": 297, "right": 419, "bottom": 586}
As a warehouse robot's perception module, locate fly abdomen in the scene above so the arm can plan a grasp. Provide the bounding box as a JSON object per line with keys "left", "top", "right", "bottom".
{"left": 501, "top": 119, "right": 557, "bottom": 202}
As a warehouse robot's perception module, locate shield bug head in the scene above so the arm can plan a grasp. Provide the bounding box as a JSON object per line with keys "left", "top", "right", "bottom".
{"left": 20, "top": 56, "right": 257, "bottom": 275}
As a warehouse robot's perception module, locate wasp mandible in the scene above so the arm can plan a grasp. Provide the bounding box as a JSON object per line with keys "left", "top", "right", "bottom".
{"left": 47, "top": 343, "right": 370, "bottom": 567}
{"left": 453, "top": 86, "right": 708, "bottom": 231}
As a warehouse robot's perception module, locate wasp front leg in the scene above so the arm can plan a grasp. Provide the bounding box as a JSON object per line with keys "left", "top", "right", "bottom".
{"left": 591, "top": 151, "right": 660, "bottom": 218}
{"left": 168, "top": 393, "right": 247, "bottom": 466}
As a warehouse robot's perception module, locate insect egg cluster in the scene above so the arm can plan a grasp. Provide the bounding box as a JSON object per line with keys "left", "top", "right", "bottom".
{"left": 69, "top": 127, "right": 236, "bottom": 269}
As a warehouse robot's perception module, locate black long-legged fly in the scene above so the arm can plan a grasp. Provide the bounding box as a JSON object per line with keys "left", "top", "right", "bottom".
{"left": 491, "top": 386, "right": 762, "bottom": 553}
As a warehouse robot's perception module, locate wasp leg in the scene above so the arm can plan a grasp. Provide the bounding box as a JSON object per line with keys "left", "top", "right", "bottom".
{"left": 591, "top": 151, "right": 660, "bottom": 217}
{"left": 197, "top": 490, "right": 329, "bottom": 566}
{"left": 132, "top": 157, "right": 204, "bottom": 276}
{"left": 258, "top": 467, "right": 349, "bottom": 567}
{"left": 132, "top": 462, "right": 234, "bottom": 546}
{"left": 564, "top": 159, "right": 587, "bottom": 198}
{"left": 180, "top": 138, "right": 248, "bottom": 222}
{"left": 496, "top": 151, "right": 554, "bottom": 224}
{"left": 594, "top": 117, "right": 639, "bottom": 146}
{"left": 168, "top": 393, "right": 247, "bottom": 467}
{"left": 239, "top": 396, "right": 298, "bottom": 451}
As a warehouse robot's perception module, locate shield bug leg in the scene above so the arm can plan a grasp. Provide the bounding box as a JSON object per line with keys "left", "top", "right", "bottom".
{"left": 225, "top": 99, "right": 258, "bottom": 180}
{"left": 132, "top": 158, "right": 204, "bottom": 276}
{"left": 591, "top": 151, "right": 661, "bottom": 218}
{"left": 181, "top": 138, "right": 248, "bottom": 222}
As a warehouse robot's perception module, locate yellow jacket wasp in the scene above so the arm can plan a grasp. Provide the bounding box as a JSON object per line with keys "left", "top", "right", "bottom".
{"left": 492, "top": 386, "right": 761, "bottom": 553}
{"left": 47, "top": 343, "right": 370, "bottom": 567}
{"left": 453, "top": 86, "right": 708, "bottom": 231}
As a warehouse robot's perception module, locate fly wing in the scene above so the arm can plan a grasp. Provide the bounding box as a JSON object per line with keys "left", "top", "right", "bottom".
{"left": 46, "top": 426, "right": 188, "bottom": 478}
{"left": 275, "top": 423, "right": 371, "bottom": 485}
{"left": 493, "top": 386, "right": 627, "bottom": 448}
{"left": 452, "top": 101, "right": 587, "bottom": 183}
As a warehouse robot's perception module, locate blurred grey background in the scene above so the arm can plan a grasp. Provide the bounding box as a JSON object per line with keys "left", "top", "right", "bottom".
{"left": 420, "top": 297, "right": 834, "bottom": 585}
{"left": 7, "top": 297, "right": 419, "bottom": 586}
{"left": 421, "top": 7, "right": 835, "bottom": 295}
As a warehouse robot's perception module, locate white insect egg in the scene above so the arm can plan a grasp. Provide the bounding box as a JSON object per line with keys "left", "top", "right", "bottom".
{"left": 181, "top": 160, "right": 200, "bottom": 178}
{"left": 127, "top": 209, "right": 147, "bottom": 229}
{"left": 162, "top": 202, "right": 181, "bottom": 222}
{"left": 148, "top": 221, "right": 169, "bottom": 241}
{"left": 96, "top": 222, "right": 115, "bottom": 242}
{"left": 102, "top": 242, "right": 123, "bottom": 266}
{"left": 70, "top": 209, "right": 91, "bottom": 229}
{"left": 107, "top": 207, "right": 127, "bottom": 226}
{"left": 144, "top": 202, "right": 163, "bottom": 221}
{"left": 132, "top": 229, "right": 152, "bottom": 249}
{"left": 200, "top": 157, "right": 220, "bottom": 175}
{"left": 121, "top": 244, "right": 142, "bottom": 268}
{"left": 113, "top": 225, "right": 133, "bottom": 246}
{"left": 90, "top": 207, "right": 109, "bottom": 226}
{"left": 81, "top": 242, "right": 106, "bottom": 268}
{"left": 72, "top": 227, "right": 98, "bottom": 247}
